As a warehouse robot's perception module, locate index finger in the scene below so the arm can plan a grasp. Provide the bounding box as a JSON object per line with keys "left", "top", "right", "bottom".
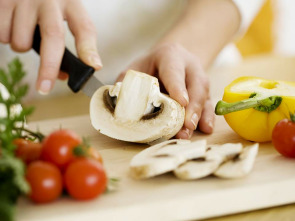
{"left": 37, "top": 2, "right": 65, "bottom": 94}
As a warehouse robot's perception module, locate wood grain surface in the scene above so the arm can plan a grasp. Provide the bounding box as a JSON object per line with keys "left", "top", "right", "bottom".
{"left": 21, "top": 55, "right": 295, "bottom": 220}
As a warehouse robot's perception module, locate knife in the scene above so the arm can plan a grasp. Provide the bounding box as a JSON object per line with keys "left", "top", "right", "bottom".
{"left": 32, "top": 25, "right": 103, "bottom": 97}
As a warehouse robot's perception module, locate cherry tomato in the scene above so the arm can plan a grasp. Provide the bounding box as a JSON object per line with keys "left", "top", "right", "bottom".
{"left": 64, "top": 158, "right": 107, "bottom": 200}
{"left": 41, "top": 129, "right": 82, "bottom": 169}
{"left": 88, "top": 147, "right": 103, "bottom": 164}
{"left": 272, "top": 118, "right": 295, "bottom": 158}
{"left": 26, "top": 161, "right": 63, "bottom": 203}
{"left": 14, "top": 139, "right": 42, "bottom": 164}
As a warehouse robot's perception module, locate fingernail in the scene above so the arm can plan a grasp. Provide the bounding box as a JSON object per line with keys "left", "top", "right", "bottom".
{"left": 208, "top": 121, "right": 214, "bottom": 130}
{"left": 179, "top": 128, "right": 190, "bottom": 139}
{"left": 89, "top": 55, "right": 103, "bottom": 69}
{"left": 182, "top": 91, "right": 189, "bottom": 105}
{"left": 38, "top": 80, "right": 52, "bottom": 95}
{"left": 191, "top": 113, "right": 198, "bottom": 130}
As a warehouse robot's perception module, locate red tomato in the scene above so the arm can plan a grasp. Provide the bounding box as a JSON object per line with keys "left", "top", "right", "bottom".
{"left": 14, "top": 138, "right": 42, "bottom": 164}
{"left": 26, "top": 161, "right": 63, "bottom": 203}
{"left": 272, "top": 118, "right": 295, "bottom": 158}
{"left": 41, "top": 129, "right": 82, "bottom": 169}
{"left": 64, "top": 158, "right": 107, "bottom": 200}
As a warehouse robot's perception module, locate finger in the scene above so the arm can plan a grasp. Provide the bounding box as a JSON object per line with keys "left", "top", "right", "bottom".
{"left": 184, "top": 64, "right": 209, "bottom": 131}
{"left": 0, "top": 0, "right": 15, "bottom": 43}
{"left": 157, "top": 56, "right": 189, "bottom": 107}
{"left": 11, "top": 1, "right": 38, "bottom": 52}
{"left": 36, "top": 2, "right": 65, "bottom": 94}
{"left": 198, "top": 99, "right": 215, "bottom": 134}
{"left": 116, "top": 73, "right": 125, "bottom": 82}
{"left": 175, "top": 127, "right": 193, "bottom": 139}
{"left": 65, "top": 0, "right": 102, "bottom": 70}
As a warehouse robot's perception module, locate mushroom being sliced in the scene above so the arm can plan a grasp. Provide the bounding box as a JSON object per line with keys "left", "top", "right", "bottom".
{"left": 130, "top": 139, "right": 207, "bottom": 179}
{"left": 214, "top": 143, "right": 259, "bottom": 178}
{"left": 90, "top": 70, "right": 185, "bottom": 143}
{"left": 174, "top": 143, "right": 243, "bottom": 180}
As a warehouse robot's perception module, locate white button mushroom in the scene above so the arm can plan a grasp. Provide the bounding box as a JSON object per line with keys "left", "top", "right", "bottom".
{"left": 90, "top": 70, "right": 185, "bottom": 143}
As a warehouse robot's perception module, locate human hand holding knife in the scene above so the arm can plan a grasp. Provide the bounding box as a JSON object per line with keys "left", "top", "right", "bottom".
{"left": 32, "top": 26, "right": 104, "bottom": 97}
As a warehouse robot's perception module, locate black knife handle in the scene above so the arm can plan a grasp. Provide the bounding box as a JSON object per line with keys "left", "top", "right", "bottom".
{"left": 32, "top": 25, "right": 95, "bottom": 93}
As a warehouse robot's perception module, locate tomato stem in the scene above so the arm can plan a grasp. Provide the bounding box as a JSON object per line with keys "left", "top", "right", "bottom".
{"left": 73, "top": 146, "right": 87, "bottom": 157}
{"left": 72, "top": 138, "right": 90, "bottom": 157}
{"left": 215, "top": 94, "right": 282, "bottom": 115}
{"left": 13, "top": 126, "right": 45, "bottom": 142}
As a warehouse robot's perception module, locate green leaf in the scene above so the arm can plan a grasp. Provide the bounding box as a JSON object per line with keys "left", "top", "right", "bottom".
{"left": 14, "top": 85, "right": 28, "bottom": 103}
{"left": 0, "top": 69, "right": 9, "bottom": 90}
{"left": 8, "top": 58, "right": 24, "bottom": 87}
{"left": 0, "top": 197, "right": 15, "bottom": 221}
{"left": 0, "top": 155, "right": 30, "bottom": 195}
{"left": 0, "top": 57, "right": 45, "bottom": 221}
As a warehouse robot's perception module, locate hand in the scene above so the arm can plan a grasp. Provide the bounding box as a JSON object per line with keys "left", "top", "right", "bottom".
{"left": 117, "top": 43, "right": 215, "bottom": 139}
{"left": 0, "top": 0, "right": 102, "bottom": 94}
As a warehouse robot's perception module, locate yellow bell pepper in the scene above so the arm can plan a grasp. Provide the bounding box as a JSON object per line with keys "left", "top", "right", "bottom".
{"left": 215, "top": 77, "right": 295, "bottom": 142}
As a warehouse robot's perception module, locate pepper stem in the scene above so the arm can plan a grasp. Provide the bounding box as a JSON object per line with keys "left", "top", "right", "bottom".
{"left": 215, "top": 95, "right": 282, "bottom": 115}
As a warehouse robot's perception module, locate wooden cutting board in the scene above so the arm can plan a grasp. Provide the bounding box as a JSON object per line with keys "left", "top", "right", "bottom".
{"left": 16, "top": 114, "right": 295, "bottom": 221}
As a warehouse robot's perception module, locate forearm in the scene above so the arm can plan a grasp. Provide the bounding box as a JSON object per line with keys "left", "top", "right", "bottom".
{"left": 156, "top": 0, "right": 241, "bottom": 69}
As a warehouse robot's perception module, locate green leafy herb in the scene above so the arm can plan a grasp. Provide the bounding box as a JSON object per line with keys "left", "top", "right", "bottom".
{"left": 0, "top": 58, "right": 40, "bottom": 221}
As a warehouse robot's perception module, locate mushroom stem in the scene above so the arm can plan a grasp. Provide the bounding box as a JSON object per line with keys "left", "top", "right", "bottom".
{"left": 114, "top": 70, "right": 160, "bottom": 121}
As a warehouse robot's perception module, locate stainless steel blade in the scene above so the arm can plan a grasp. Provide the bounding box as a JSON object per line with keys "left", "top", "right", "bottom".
{"left": 81, "top": 74, "right": 104, "bottom": 97}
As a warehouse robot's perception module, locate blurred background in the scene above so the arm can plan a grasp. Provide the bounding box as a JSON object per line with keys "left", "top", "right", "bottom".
{"left": 0, "top": 0, "right": 295, "bottom": 110}
{"left": 237, "top": 0, "right": 295, "bottom": 57}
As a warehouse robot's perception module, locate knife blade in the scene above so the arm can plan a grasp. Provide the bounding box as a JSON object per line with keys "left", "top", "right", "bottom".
{"left": 80, "top": 74, "right": 104, "bottom": 97}
{"left": 32, "top": 25, "right": 104, "bottom": 97}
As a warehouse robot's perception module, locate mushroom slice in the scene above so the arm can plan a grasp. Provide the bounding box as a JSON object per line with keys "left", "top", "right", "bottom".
{"left": 174, "top": 143, "right": 243, "bottom": 180}
{"left": 214, "top": 143, "right": 259, "bottom": 178}
{"left": 90, "top": 70, "right": 185, "bottom": 143}
{"left": 174, "top": 160, "right": 220, "bottom": 180}
{"left": 130, "top": 139, "right": 207, "bottom": 179}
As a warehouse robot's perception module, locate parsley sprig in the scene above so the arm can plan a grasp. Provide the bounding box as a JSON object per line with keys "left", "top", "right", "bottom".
{"left": 0, "top": 58, "right": 41, "bottom": 221}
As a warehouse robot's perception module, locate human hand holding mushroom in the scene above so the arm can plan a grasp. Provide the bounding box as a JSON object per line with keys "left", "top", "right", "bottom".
{"left": 90, "top": 0, "right": 241, "bottom": 142}
{"left": 115, "top": 0, "right": 242, "bottom": 139}
{"left": 116, "top": 43, "right": 215, "bottom": 140}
